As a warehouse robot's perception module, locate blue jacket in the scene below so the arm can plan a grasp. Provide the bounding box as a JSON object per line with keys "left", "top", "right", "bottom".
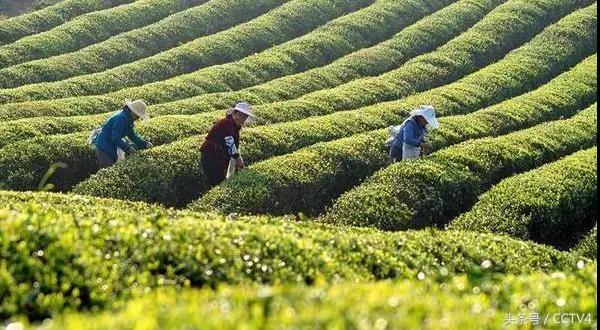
{"left": 391, "top": 117, "right": 427, "bottom": 148}
{"left": 93, "top": 110, "right": 148, "bottom": 160}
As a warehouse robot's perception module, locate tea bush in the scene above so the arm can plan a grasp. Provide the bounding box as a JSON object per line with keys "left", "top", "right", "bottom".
{"left": 70, "top": 12, "right": 598, "bottom": 206}
{"left": 323, "top": 105, "right": 597, "bottom": 231}
{"left": 0, "top": 0, "right": 376, "bottom": 103}
{"left": 193, "top": 63, "right": 597, "bottom": 215}
{"left": 0, "top": 0, "right": 129, "bottom": 45}
{"left": 572, "top": 224, "right": 597, "bottom": 260}
{"left": 45, "top": 265, "right": 597, "bottom": 329}
{"left": 0, "top": 202, "right": 584, "bottom": 319}
{"left": 449, "top": 148, "right": 597, "bottom": 249}
{"left": 0, "top": 0, "right": 461, "bottom": 118}
{"left": 0, "top": 0, "right": 204, "bottom": 72}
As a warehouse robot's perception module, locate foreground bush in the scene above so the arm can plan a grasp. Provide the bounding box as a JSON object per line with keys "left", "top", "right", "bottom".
{"left": 0, "top": 0, "right": 375, "bottom": 103}
{"left": 0, "top": 202, "right": 584, "bottom": 320}
{"left": 40, "top": 264, "right": 597, "bottom": 329}
{"left": 71, "top": 12, "right": 598, "bottom": 206}
{"left": 0, "top": 0, "right": 203, "bottom": 73}
{"left": 193, "top": 61, "right": 597, "bottom": 215}
{"left": 0, "top": 0, "right": 127, "bottom": 45}
{"left": 323, "top": 105, "right": 597, "bottom": 231}
{"left": 448, "top": 148, "right": 597, "bottom": 249}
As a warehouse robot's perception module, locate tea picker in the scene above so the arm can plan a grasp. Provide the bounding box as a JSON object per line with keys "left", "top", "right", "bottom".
{"left": 88, "top": 100, "right": 153, "bottom": 169}
{"left": 200, "top": 102, "right": 257, "bottom": 186}
{"left": 387, "top": 105, "right": 440, "bottom": 162}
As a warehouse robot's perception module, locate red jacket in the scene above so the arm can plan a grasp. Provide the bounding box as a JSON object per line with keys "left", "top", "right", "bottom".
{"left": 200, "top": 115, "right": 241, "bottom": 167}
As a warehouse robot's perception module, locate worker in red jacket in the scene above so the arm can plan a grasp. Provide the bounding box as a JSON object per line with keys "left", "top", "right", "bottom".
{"left": 200, "top": 102, "right": 256, "bottom": 186}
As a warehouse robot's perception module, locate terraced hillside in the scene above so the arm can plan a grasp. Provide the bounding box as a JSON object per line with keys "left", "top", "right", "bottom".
{"left": 0, "top": 0, "right": 596, "bottom": 328}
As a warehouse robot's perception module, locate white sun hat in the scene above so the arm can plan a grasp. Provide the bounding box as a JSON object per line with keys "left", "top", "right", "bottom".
{"left": 126, "top": 99, "right": 150, "bottom": 121}
{"left": 409, "top": 105, "right": 439, "bottom": 129}
{"left": 228, "top": 101, "right": 258, "bottom": 124}
{"left": 234, "top": 102, "right": 255, "bottom": 117}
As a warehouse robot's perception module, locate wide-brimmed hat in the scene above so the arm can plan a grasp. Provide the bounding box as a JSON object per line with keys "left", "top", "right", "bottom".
{"left": 126, "top": 99, "right": 150, "bottom": 121}
{"left": 228, "top": 102, "right": 257, "bottom": 123}
{"left": 410, "top": 105, "right": 439, "bottom": 129}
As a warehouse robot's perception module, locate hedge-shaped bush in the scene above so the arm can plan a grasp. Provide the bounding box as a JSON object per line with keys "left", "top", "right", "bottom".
{"left": 0, "top": 0, "right": 592, "bottom": 112}
{"left": 0, "top": 0, "right": 204, "bottom": 73}
{"left": 0, "top": 0, "right": 376, "bottom": 103}
{"left": 572, "top": 224, "right": 597, "bottom": 260}
{"left": 0, "top": 0, "right": 129, "bottom": 45}
{"left": 323, "top": 105, "right": 597, "bottom": 231}
{"left": 0, "top": 0, "right": 289, "bottom": 84}
{"left": 0, "top": 0, "right": 468, "bottom": 129}
{"left": 1, "top": 2, "right": 594, "bottom": 195}
{"left": 0, "top": 0, "right": 459, "bottom": 119}
{"left": 192, "top": 62, "right": 597, "bottom": 216}
{"left": 448, "top": 148, "right": 597, "bottom": 249}
{"left": 0, "top": 189, "right": 179, "bottom": 217}
{"left": 70, "top": 14, "right": 598, "bottom": 207}
{"left": 45, "top": 265, "right": 598, "bottom": 329}
{"left": 0, "top": 202, "right": 585, "bottom": 320}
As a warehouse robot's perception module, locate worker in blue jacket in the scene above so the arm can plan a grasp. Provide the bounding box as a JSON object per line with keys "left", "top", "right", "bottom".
{"left": 91, "top": 100, "right": 153, "bottom": 168}
{"left": 389, "top": 105, "right": 439, "bottom": 162}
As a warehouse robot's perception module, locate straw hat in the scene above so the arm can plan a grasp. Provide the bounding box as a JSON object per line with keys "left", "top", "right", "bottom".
{"left": 410, "top": 105, "right": 439, "bottom": 129}
{"left": 126, "top": 99, "right": 150, "bottom": 121}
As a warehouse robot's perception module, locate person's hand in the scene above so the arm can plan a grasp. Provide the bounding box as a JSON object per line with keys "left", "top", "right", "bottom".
{"left": 235, "top": 156, "right": 245, "bottom": 170}
{"left": 146, "top": 142, "right": 154, "bottom": 149}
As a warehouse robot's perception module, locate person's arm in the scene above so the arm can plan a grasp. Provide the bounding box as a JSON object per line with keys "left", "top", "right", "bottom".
{"left": 126, "top": 125, "right": 150, "bottom": 150}
{"left": 402, "top": 122, "right": 422, "bottom": 147}
{"left": 111, "top": 119, "right": 133, "bottom": 153}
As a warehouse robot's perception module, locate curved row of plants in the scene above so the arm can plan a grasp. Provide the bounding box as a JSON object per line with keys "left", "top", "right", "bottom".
{"left": 0, "top": 0, "right": 205, "bottom": 73}
{"left": 71, "top": 14, "right": 598, "bottom": 206}
{"left": 0, "top": 0, "right": 129, "bottom": 45}
{"left": 448, "top": 147, "right": 597, "bottom": 250}
{"left": 0, "top": 0, "right": 377, "bottom": 103}
{"left": 0, "top": 200, "right": 585, "bottom": 320}
{"left": 0, "top": 0, "right": 471, "bottom": 130}
{"left": 43, "top": 265, "right": 597, "bottom": 329}
{"left": 0, "top": 0, "right": 464, "bottom": 119}
{"left": 572, "top": 224, "right": 597, "bottom": 260}
{"left": 0, "top": 0, "right": 297, "bottom": 84}
{"left": 0, "top": 1, "right": 593, "bottom": 196}
{"left": 322, "top": 105, "right": 597, "bottom": 231}
{"left": 0, "top": 0, "right": 263, "bottom": 76}
{"left": 192, "top": 60, "right": 597, "bottom": 216}
{"left": 0, "top": 0, "right": 591, "bottom": 114}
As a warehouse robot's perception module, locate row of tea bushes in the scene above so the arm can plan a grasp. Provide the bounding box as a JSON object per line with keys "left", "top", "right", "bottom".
{"left": 0, "top": 0, "right": 468, "bottom": 133}
{"left": 70, "top": 20, "right": 598, "bottom": 207}
{"left": 192, "top": 63, "right": 597, "bottom": 215}
{"left": 0, "top": 0, "right": 592, "bottom": 117}
{"left": 0, "top": 0, "right": 205, "bottom": 72}
{"left": 0, "top": 0, "right": 460, "bottom": 118}
{"left": 449, "top": 148, "right": 597, "bottom": 250}
{"left": 0, "top": 0, "right": 376, "bottom": 103}
{"left": 323, "top": 105, "right": 597, "bottom": 231}
{"left": 0, "top": 0, "right": 291, "bottom": 84}
{"left": 42, "top": 264, "right": 597, "bottom": 329}
{"left": 572, "top": 224, "right": 597, "bottom": 260}
{"left": 0, "top": 201, "right": 585, "bottom": 319}
{"left": 0, "top": 0, "right": 272, "bottom": 79}
{"left": 0, "top": 0, "right": 128, "bottom": 45}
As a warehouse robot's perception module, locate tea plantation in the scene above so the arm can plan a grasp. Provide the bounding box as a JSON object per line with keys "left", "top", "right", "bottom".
{"left": 0, "top": 0, "right": 596, "bottom": 328}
